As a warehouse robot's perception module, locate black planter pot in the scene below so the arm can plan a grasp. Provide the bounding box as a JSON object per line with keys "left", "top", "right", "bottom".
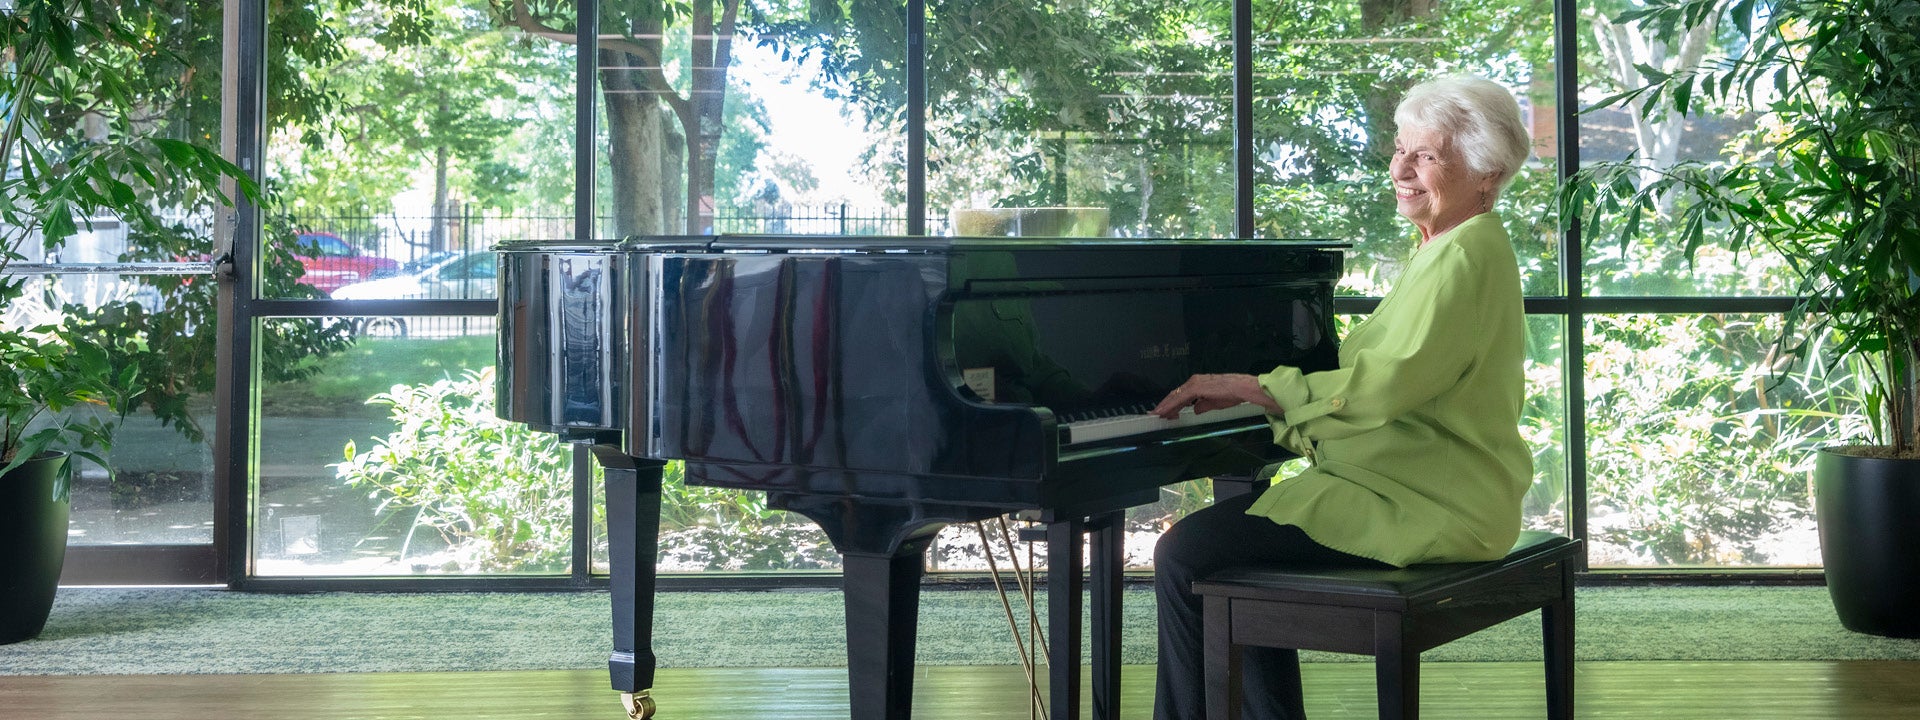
{"left": 1815, "top": 447, "right": 1920, "bottom": 638}
{"left": 0, "top": 452, "right": 70, "bottom": 645}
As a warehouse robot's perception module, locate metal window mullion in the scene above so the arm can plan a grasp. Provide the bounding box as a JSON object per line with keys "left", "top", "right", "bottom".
{"left": 574, "top": 0, "right": 601, "bottom": 586}
{"left": 1233, "top": 0, "right": 1255, "bottom": 238}
{"left": 907, "top": 0, "right": 926, "bottom": 236}
{"left": 1554, "top": 0, "right": 1589, "bottom": 571}
{"left": 1, "top": 262, "right": 214, "bottom": 275}
{"left": 219, "top": 0, "right": 269, "bottom": 587}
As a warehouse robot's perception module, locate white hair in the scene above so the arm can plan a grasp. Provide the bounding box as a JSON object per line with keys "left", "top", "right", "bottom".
{"left": 1394, "top": 76, "right": 1533, "bottom": 191}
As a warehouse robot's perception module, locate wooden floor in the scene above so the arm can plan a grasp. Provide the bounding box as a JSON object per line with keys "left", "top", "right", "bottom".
{"left": 3, "top": 661, "right": 1917, "bottom": 719}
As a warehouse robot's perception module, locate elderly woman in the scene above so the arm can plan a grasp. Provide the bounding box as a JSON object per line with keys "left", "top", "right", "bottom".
{"left": 1148, "top": 76, "right": 1535, "bottom": 720}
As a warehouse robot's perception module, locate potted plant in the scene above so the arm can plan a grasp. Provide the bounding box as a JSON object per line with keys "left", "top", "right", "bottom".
{"left": 1566, "top": 0, "right": 1919, "bottom": 635}
{"left": 3, "top": 0, "right": 253, "bottom": 642}
{"left": 0, "top": 284, "right": 130, "bottom": 644}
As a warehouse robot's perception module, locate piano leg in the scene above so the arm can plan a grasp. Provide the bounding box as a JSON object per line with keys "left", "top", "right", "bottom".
{"left": 1047, "top": 511, "right": 1127, "bottom": 720}
{"left": 843, "top": 547, "right": 932, "bottom": 720}
{"left": 770, "top": 493, "right": 979, "bottom": 720}
{"left": 1046, "top": 518, "right": 1086, "bottom": 720}
{"left": 1088, "top": 511, "right": 1126, "bottom": 720}
{"left": 597, "top": 450, "right": 666, "bottom": 719}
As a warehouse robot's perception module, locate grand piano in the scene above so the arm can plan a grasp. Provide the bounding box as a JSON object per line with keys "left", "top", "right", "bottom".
{"left": 495, "top": 236, "right": 1343, "bottom": 720}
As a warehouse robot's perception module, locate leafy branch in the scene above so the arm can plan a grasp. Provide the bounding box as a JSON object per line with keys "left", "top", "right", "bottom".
{"left": 1566, "top": 0, "right": 1920, "bottom": 454}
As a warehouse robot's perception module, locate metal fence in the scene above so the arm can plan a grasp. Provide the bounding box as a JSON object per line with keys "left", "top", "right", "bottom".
{"left": 713, "top": 203, "right": 950, "bottom": 236}
{"left": 289, "top": 205, "right": 950, "bottom": 265}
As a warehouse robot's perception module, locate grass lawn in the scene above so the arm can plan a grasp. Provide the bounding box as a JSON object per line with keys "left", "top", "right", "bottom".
{"left": 262, "top": 333, "right": 495, "bottom": 417}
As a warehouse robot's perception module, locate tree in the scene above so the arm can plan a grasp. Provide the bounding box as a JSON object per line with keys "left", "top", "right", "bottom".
{"left": 493, "top": 0, "right": 743, "bottom": 235}
{"left": 4, "top": 0, "right": 437, "bottom": 443}
{"left": 326, "top": 0, "right": 534, "bottom": 251}
{"left": 1587, "top": 0, "right": 1727, "bottom": 204}
{"left": 760, "top": 0, "right": 1551, "bottom": 249}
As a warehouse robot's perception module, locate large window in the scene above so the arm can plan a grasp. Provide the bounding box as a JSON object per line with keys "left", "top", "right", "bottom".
{"left": 5, "top": 2, "right": 232, "bottom": 584}
{"left": 243, "top": 0, "right": 579, "bottom": 581}
{"left": 1581, "top": 314, "right": 1855, "bottom": 566}
{"left": 133, "top": 0, "right": 1859, "bottom": 587}
{"left": 1570, "top": 0, "right": 1839, "bottom": 568}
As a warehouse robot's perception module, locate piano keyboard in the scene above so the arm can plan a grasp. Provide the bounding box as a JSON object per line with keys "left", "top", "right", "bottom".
{"left": 1060, "top": 403, "right": 1269, "bottom": 446}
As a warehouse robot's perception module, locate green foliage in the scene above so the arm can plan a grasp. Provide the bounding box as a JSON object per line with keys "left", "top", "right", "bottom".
{"left": 2, "top": 0, "right": 262, "bottom": 482}
{"left": 334, "top": 368, "right": 581, "bottom": 572}
{"left": 762, "top": 0, "right": 1555, "bottom": 247}
{"left": 279, "top": 0, "right": 542, "bottom": 218}
{"left": 0, "top": 318, "right": 137, "bottom": 498}
{"left": 274, "top": 333, "right": 496, "bottom": 415}
{"left": 655, "top": 465, "right": 839, "bottom": 570}
{"left": 333, "top": 366, "right": 832, "bottom": 571}
{"left": 1583, "top": 313, "right": 1861, "bottom": 563}
{"left": 1567, "top": 0, "right": 1920, "bottom": 455}
{"left": 2, "top": 0, "right": 382, "bottom": 447}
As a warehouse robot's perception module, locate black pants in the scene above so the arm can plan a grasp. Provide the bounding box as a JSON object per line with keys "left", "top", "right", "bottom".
{"left": 1152, "top": 491, "right": 1386, "bottom": 720}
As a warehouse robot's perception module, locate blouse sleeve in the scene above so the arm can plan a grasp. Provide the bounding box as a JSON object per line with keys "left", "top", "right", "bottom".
{"left": 1258, "top": 241, "right": 1497, "bottom": 447}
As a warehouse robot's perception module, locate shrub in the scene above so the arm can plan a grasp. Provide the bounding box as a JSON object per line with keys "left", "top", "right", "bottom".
{"left": 335, "top": 368, "right": 578, "bottom": 572}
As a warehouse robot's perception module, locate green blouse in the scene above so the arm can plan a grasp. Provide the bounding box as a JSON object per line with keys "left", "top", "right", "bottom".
{"left": 1249, "top": 212, "right": 1532, "bottom": 567}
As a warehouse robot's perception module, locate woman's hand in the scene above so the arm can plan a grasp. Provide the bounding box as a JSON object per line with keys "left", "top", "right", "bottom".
{"left": 1150, "top": 373, "right": 1282, "bottom": 419}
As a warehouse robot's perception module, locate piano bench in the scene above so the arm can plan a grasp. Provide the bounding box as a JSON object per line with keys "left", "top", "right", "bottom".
{"left": 1192, "top": 530, "right": 1580, "bottom": 720}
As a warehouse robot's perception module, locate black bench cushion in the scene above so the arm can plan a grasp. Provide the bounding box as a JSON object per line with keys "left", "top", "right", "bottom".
{"left": 1194, "top": 530, "right": 1575, "bottom": 602}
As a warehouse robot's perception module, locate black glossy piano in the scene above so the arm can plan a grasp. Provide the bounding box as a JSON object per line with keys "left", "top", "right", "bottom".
{"left": 495, "top": 236, "right": 1343, "bottom": 720}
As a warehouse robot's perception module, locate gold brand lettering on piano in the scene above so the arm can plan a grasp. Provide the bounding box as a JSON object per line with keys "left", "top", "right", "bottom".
{"left": 1140, "top": 343, "right": 1190, "bottom": 360}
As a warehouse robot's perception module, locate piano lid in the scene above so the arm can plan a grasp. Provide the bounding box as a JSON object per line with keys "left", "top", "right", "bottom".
{"left": 498, "top": 234, "right": 1346, "bottom": 259}
{"left": 493, "top": 237, "right": 711, "bottom": 253}
{"left": 702, "top": 234, "right": 1344, "bottom": 253}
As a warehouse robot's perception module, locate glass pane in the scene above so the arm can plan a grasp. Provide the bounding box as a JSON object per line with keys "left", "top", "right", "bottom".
{"left": 3, "top": 267, "right": 218, "bottom": 547}
{"left": 655, "top": 461, "right": 840, "bottom": 573}
{"left": 266, "top": 2, "right": 577, "bottom": 297}
{"left": 1583, "top": 314, "right": 1867, "bottom": 567}
{"left": 2, "top": 0, "right": 228, "bottom": 557}
{"left": 67, "top": 412, "right": 216, "bottom": 546}
{"left": 592, "top": 462, "right": 842, "bottom": 575}
{"left": 1522, "top": 316, "right": 1570, "bottom": 534}
{"left": 714, "top": 12, "right": 907, "bottom": 235}
{"left": 1574, "top": 2, "right": 1795, "bottom": 296}
{"left": 929, "top": 0, "right": 1233, "bottom": 238}
{"left": 1252, "top": 0, "right": 1560, "bottom": 296}
{"left": 253, "top": 317, "right": 574, "bottom": 575}
{"left": 293, "top": 215, "right": 574, "bottom": 301}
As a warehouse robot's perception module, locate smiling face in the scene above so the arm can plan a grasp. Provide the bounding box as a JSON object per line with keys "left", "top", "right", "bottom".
{"left": 1391, "top": 127, "right": 1497, "bottom": 243}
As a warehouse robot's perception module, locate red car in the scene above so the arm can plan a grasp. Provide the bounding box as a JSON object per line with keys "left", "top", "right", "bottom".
{"left": 292, "top": 231, "right": 398, "bottom": 294}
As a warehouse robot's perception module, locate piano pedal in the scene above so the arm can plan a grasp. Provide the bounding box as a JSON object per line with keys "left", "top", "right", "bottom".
{"left": 620, "top": 690, "right": 656, "bottom": 720}
{"left": 1010, "top": 510, "right": 1047, "bottom": 543}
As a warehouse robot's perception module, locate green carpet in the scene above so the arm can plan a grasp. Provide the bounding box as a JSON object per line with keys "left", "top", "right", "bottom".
{"left": 2, "top": 586, "right": 1916, "bottom": 675}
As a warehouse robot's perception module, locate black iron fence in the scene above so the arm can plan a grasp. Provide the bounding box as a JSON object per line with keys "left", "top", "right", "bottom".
{"left": 289, "top": 205, "right": 949, "bottom": 265}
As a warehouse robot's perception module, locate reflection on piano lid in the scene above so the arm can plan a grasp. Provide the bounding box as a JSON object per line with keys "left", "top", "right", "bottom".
{"left": 497, "top": 236, "right": 1343, "bottom": 490}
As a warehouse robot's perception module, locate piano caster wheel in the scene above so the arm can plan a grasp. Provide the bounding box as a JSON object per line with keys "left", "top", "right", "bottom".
{"left": 621, "top": 691, "right": 656, "bottom": 720}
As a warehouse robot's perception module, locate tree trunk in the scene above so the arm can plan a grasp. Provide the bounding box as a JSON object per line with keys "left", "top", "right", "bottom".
{"left": 661, "top": 113, "right": 686, "bottom": 234}
{"left": 1592, "top": 10, "right": 1716, "bottom": 211}
{"left": 684, "top": 0, "right": 741, "bottom": 234}
{"left": 602, "top": 44, "right": 665, "bottom": 237}
{"left": 432, "top": 143, "right": 451, "bottom": 253}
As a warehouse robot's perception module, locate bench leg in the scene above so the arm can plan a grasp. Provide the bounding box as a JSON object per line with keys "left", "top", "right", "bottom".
{"left": 1543, "top": 592, "right": 1575, "bottom": 720}
{"left": 1375, "top": 614, "right": 1417, "bottom": 720}
{"left": 1204, "top": 595, "right": 1241, "bottom": 720}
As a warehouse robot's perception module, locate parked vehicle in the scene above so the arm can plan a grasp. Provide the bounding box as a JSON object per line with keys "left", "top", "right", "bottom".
{"left": 292, "top": 231, "right": 398, "bottom": 294}
{"left": 330, "top": 251, "right": 495, "bottom": 301}
{"left": 329, "top": 251, "right": 497, "bottom": 337}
